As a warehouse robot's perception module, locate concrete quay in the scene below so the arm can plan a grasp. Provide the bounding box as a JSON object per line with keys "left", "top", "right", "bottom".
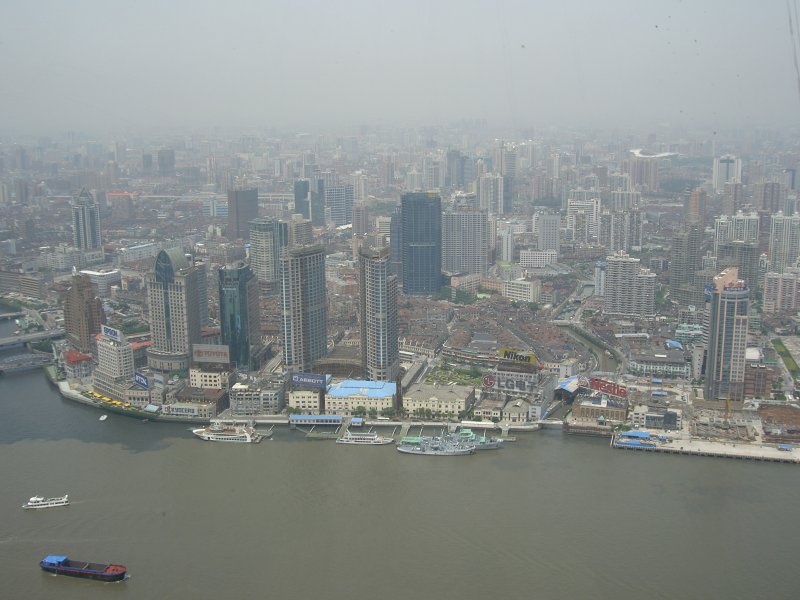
{"left": 612, "top": 434, "right": 800, "bottom": 464}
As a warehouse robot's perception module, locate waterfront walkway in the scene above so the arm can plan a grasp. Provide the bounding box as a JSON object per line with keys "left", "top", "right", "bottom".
{"left": 612, "top": 434, "right": 800, "bottom": 464}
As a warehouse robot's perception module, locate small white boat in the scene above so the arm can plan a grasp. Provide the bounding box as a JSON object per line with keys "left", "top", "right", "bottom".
{"left": 23, "top": 495, "right": 69, "bottom": 509}
{"left": 192, "top": 422, "right": 262, "bottom": 443}
{"left": 99, "top": 415, "right": 108, "bottom": 421}
{"left": 336, "top": 430, "right": 395, "bottom": 445}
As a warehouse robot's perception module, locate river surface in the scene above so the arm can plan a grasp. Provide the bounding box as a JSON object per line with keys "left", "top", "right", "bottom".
{"left": 2, "top": 364, "right": 800, "bottom": 599}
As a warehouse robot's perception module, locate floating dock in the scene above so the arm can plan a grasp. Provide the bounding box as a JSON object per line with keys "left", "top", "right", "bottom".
{"left": 611, "top": 433, "right": 800, "bottom": 464}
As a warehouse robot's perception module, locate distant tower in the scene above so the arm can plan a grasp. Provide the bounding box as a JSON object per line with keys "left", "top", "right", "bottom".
{"left": 227, "top": 188, "right": 259, "bottom": 240}
{"left": 72, "top": 188, "right": 101, "bottom": 250}
{"left": 359, "top": 246, "right": 399, "bottom": 381}
{"left": 400, "top": 192, "right": 442, "bottom": 295}
{"left": 705, "top": 268, "right": 749, "bottom": 401}
{"left": 63, "top": 273, "right": 106, "bottom": 354}
{"left": 536, "top": 213, "right": 561, "bottom": 253}
{"left": 712, "top": 155, "right": 742, "bottom": 193}
{"left": 157, "top": 148, "right": 176, "bottom": 177}
{"left": 325, "top": 184, "right": 355, "bottom": 227}
{"left": 249, "top": 217, "right": 288, "bottom": 285}
{"left": 442, "top": 207, "right": 488, "bottom": 275}
{"left": 294, "top": 179, "right": 310, "bottom": 219}
{"left": 602, "top": 251, "right": 656, "bottom": 318}
{"left": 219, "top": 262, "right": 262, "bottom": 371}
{"left": 769, "top": 212, "right": 800, "bottom": 274}
{"left": 670, "top": 224, "right": 704, "bottom": 306}
{"left": 145, "top": 249, "right": 201, "bottom": 371}
{"left": 352, "top": 203, "right": 370, "bottom": 236}
{"left": 280, "top": 245, "right": 327, "bottom": 372}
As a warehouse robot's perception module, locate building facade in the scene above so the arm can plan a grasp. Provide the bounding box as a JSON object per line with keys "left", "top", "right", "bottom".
{"left": 218, "top": 262, "right": 262, "bottom": 372}
{"left": 72, "top": 188, "right": 101, "bottom": 250}
{"left": 63, "top": 273, "right": 106, "bottom": 354}
{"left": 359, "top": 246, "right": 399, "bottom": 381}
{"left": 400, "top": 192, "right": 442, "bottom": 295}
{"left": 281, "top": 245, "right": 327, "bottom": 372}
{"left": 442, "top": 207, "right": 488, "bottom": 275}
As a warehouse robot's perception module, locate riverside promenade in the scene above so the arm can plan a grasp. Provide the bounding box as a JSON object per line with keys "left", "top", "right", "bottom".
{"left": 612, "top": 433, "right": 800, "bottom": 464}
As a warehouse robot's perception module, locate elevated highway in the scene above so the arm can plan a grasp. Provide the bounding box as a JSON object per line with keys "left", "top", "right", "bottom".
{"left": 0, "top": 329, "right": 65, "bottom": 349}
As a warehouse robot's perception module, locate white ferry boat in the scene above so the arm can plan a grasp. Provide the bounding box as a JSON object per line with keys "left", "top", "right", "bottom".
{"left": 23, "top": 494, "right": 69, "bottom": 509}
{"left": 192, "top": 422, "right": 262, "bottom": 443}
{"left": 336, "top": 430, "right": 394, "bottom": 445}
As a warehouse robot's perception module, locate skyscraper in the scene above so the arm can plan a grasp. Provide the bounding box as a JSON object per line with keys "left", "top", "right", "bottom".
{"left": 219, "top": 262, "right": 262, "bottom": 372}
{"left": 705, "top": 268, "right": 749, "bottom": 402}
{"left": 157, "top": 148, "right": 176, "bottom": 177}
{"left": 769, "top": 212, "right": 800, "bottom": 274}
{"left": 359, "top": 246, "right": 399, "bottom": 381}
{"left": 146, "top": 249, "right": 201, "bottom": 371}
{"left": 72, "top": 188, "right": 101, "bottom": 250}
{"left": 280, "top": 245, "right": 327, "bottom": 372}
{"left": 671, "top": 224, "right": 704, "bottom": 306}
{"left": 602, "top": 251, "right": 656, "bottom": 318}
{"left": 227, "top": 188, "right": 259, "bottom": 240}
{"left": 325, "top": 184, "right": 355, "bottom": 227}
{"left": 294, "top": 179, "right": 310, "bottom": 219}
{"left": 478, "top": 173, "right": 504, "bottom": 214}
{"left": 536, "top": 213, "right": 561, "bottom": 253}
{"left": 249, "top": 217, "right": 288, "bottom": 284}
{"left": 63, "top": 273, "right": 106, "bottom": 354}
{"left": 712, "top": 155, "right": 742, "bottom": 193}
{"left": 400, "top": 192, "right": 442, "bottom": 295}
{"left": 442, "top": 207, "right": 488, "bottom": 275}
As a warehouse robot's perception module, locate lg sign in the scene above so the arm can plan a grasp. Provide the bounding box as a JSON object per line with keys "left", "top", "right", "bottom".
{"left": 590, "top": 378, "right": 627, "bottom": 398}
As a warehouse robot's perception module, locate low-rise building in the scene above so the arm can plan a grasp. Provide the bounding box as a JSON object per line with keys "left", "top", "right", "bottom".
{"left": 62, "top": 348, "right": 94, "bottom": 380}
{"left": 628, "top": 349, "right": 690, "bottom": 379}
{"left": 288, "top": 389, "right": 322, "bottom": 414}
{"left": 629, "top": 404, "right": 682, "bottom": 430}
{"left": 572, "top": 396, "right": 627, "bottom": 422}
{"left": 325, "top": 380, "right": 396, "bottom": 416}
{"left": 189, "top": 366, "right": 234, "bottom": 391}
{"left": 229, "top": 379, "right": 285, "bottom": 416}
{"left": 402, "top": 382, "right": 476, "bottom": 417}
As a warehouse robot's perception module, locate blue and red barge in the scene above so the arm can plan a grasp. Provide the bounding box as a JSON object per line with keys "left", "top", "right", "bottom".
{"left": 39, "top": 555, "right": 127, "bottom": 581}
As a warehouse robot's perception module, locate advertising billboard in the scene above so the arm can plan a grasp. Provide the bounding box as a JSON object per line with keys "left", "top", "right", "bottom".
{"left": 101, "top": 325, "right": 122, "bottom": 341}
{"left": 498, "top": 347, "right": 536, "bottom": 365}
{"left": 590, "top": 378, "right": 627, "bottom": 398}
{"left": 192, "top": 344, "right": 231, "bottom": 365}
{"left": 134, "top": 371, "right": 149, "bottom": 389}
{"left": 290, "top": 372, "right": 328, "bottom": 389}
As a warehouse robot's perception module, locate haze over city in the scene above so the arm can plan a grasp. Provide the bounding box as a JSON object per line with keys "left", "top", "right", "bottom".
{"left": 1, "top": 0, "right": 798, "bottom": 132}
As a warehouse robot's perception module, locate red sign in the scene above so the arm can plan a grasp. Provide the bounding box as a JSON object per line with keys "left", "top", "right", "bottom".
{"left": 590, "top": 378, "right": 627, "bottom": 398}
{"left": 482, "top": 375, "right": 496, "bottom": 389}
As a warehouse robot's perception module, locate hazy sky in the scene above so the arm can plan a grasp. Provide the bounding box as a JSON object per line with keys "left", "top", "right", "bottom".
{"left": 1, "top": 0, "right": 798, "bottom": 133}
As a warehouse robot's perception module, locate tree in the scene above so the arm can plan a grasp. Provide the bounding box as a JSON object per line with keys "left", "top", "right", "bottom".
{"left": 368, "top": 408, "right": 378, "bottom": 419}
{"left": 353, "top": 406, "right": 367, "bottom": 417}
{"left": 380, "top": 407, "right": 396, "bottom": 418}
{"left": 286, "top": 407, "right": 303, "bottom": 415}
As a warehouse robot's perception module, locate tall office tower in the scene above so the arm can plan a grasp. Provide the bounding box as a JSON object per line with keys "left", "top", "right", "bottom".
{"left": 478, "top": 173, "right": 505, "bottom": 214}
{"left": 684, "top": 187, "right": 708, "bottom": 224}
{"left": 713, "top": 212, "right": 760, "bottom": 256}
{"left": 381, "top": 158, "right": 395, "bottom": 187}
{"left": 621, "top": 157, "right": 659, "bottom": 191}
{"left": 670, "top": 224, "right": 704, "bottom": 306}
{"left": 71, "top": 188, "right": 101, "bottom": 250}
{"left": 400, "top": 192, "right": 442, "bottom": 295}
{"left": 608, "top": 190, "right": 641, "bottom": 211}
{"left": 446, "top": 150, "right": 466, "bottom": 189}
{"left": 712, "top": 155, "right": 742, "bottom": 193}
{"left": 763, "top": 269, "right": 800, "bottom": 313}
{"left": 294, "top": 179, "right": 310, "bottom": 219}
{"left": 351, "top": 171, "right": 368, "bottom": 204}
{"left": 359, "top": 246, "right": 399, "bottom": 381}
{"left": 310, "top": 178, "right": 326, "bottom": 226}
{"left": 602, "top": 251, "right": 656, "bottom": 318}
{"left": 142, "top": 153, "right": 153, "bottom": 174}
{"left": 442, "top": 207, "right": 488, "bottom": 275}
{"left": 566, "top": 197, "right": 600, "bottom": 241}
{"left": 754, "top": 182, "right": 784, "bottom": 213}
{"left": 288, "top": 214, "right": 313, "bottom": 247}
{"left": 157, "top": 148, "right": 176, "bottom": 177}
{"left": 594, "top": 260, "right": 607, "bottom": 296}
{"left": 405, "top": 168, "right": 424, "bottom": 191}
{"left": 536, "top": 213, "right": 561, "bottom": 253}
{"left": 325, "top": 184, "right": 355, "bottom": 226}
{"left": 280, "top": 245, "right": 327, "bottom": 372}
{"left": 218, "top": 262, "right": 261, "bottom": 372}
{"left": 352, "top": 203, "right": 370, "bottom": 236}
{"left": 227, "top": 188, "right": 259, "bottom": 240}
{"left": 722, "top": 181, "right": 744, "bottom": 215}
{"left": 375, "top": 216, "right": 392, "bottom": 238}
{"left": 717, "top": 241, "right": 761, "bottom": 289}
{"left": 424, "top": 158, "right": 444, "bottom": 190}
{"left": 496, "top": 143, "right": 518, "bottom": 178}
{"left": 769, "top": 212, "right": 800, "bottom": 273}
{"left": 63, "top": 273, "right": 106, "bottom": 354}
{"left": 249, "top": 217, "right": 288, "bottom": 284}
{"left": 195, "top": 261, "right": 209, "bottom": 328}
{"left": 705, "top": 268, "right": 749, "bottom": 401}
{"left": 500, "top": 233, "right": 515, "bottom": 263}
{"left": 145, "top": 249, "right": 201, "bottom": 371}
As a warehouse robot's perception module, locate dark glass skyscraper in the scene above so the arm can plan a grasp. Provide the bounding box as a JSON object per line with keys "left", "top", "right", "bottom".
{"left": 400, "top": 192, "right": 442, "bottom": 295}
{"left": 227, "top": 188, "right": 259, "bottom": 240}
{"left": 72, "top": 188, "right": 101, "bottom": 250}
{"left": 294, "top": 179, "right": 310, "bottom": 219}
{"left": 219, "top": 262, "right": 262, "bottom": 372}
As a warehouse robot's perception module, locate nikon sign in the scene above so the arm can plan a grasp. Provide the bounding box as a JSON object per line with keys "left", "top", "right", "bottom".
{"left": 498, "top": 347, "right": 535, "bottom": 365}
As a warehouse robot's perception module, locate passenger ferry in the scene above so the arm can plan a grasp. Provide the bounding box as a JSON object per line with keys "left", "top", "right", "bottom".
{"left": 336, "top": 430, "right": 394, "bottom": 445}
{"left": 192, "top": 422, "right": 262, "bottom": 443}
{"left": 23, "top": 494, "right": 69, "bottom": 509}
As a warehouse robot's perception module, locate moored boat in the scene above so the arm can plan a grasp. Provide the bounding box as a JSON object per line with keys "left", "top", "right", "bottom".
{"left": 336, "top": 430, "right": 394, "bottom": 445}
{"left": 39, "top": 555, "right": 127, "bottom": 582}
{"left": 396, "top": 435, "right": 475, "bottom": 456}
{"left": 192, "top": 422, "right": 262, "bottom": 443}
{"left": 456, "top": 428, "right": 504, "bottom": 450}
{"left": 23, "top": 494, "right": 69, "bottom": 509}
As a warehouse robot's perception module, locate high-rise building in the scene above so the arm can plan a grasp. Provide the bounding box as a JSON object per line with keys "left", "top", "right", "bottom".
{"left": 685, "top": 188, "right": 708, "bottom": 224}
{"left": 705, "top": 268, "right": 749, "bottom": 401}
{"left": 72, "top": 188, "right": 101, "bottom": 250}
{"left": 249, "top": 217, "right": 288, "bottom": 284}
{"left": 763, "top": 269, "right": 800, "bottom": 313}
{"left": 567, "top": 197, "right": 600, "bottom": 241}
{"left": 754, "top": 182, "right": 784, "bottom": 213}
{"left": 63, "top": 273, "right": 106, "bottom": 354}
{"left": 712, "top": 155, "right": 742, "bottom": 193}
{"left": 671, "top": 224, "right": 704, "bottom": 306}
{"left": 442, "top": 207, "right": 488, "bottom": 275}
{"left": 145, "top": 249, "right": 201, "bottom": 371}
{"left": 280, "top": 245, "right": 327, "bottom": 372}
{"left": 288, "top": 214, "right": 313, "bottom": 247}
{"left": 359, "top": 246, "right": 399, "bottom": 381}
{"left": 478, "top": 173, "right": 504, "bottom": 214}
{"left": 769, "top": 212, "right": 800, "bottom": 274}
{"left": 536, "top": 213, "right": 561, "bottom": 253}
{"left": 714, "top": 212, "right": 760, "bottom": 256}
{"left": 717, "top": 241, "right": 760, "bottom": 290}
{"left": 227, "top": 188, "right": 259, "bottom": 240}
{"left": 352, "top": 203, "right": 370, "bottom": 236}
{"left": 93, "top": 326, "right": 134, "bottom": 400}
{"left": 218, "top": 262, "right": 262, "bottom": 372}
{"left": 602, "top": 251, "right": 656, "bottom": 318}
{"left": 294, "top": 179, "right": 310, "bottom": 219}
{"left": 325, "top": 184, "right": 355, "bottom": 227}
{"left": 400, "top": 192, "right": 442, "bottom": 295}
{"left": 157, "top": 148, "right": 176, "bottom": 177}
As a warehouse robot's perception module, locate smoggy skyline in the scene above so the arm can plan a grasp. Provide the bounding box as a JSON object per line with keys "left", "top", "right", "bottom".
{"left": 1, "top": 0, "right": 799, "bottom": 134}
